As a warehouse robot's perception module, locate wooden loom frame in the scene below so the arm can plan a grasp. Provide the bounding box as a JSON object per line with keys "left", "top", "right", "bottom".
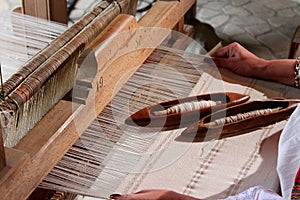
{"left": 0, "top": 0, "right": 197, "bottom": 199}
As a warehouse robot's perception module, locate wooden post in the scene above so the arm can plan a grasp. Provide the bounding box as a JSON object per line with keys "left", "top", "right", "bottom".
{"left": 184, "top": 0, "right": 197, "bottom": 23}
{"left": 174, "top": 17, "right": 184, "bottom": 32}
{"left": 22, "top": 0, "right": 68, "bottom": 24}
{"left": 49, "top": 0, "right": 68, "bottom": 24}
{"left": 0, "top": 127, "right": 6, "bottom": 171}
{"left": 289, "top": 26, "right": 300, "bottom": 59}
{"left": 128, "top": 0, "right": 138, "bottom": 15}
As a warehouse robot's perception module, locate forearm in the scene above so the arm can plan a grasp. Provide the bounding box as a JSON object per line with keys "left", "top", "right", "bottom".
{"left": 258, "top": 59, "right": 296, "bottom": 86}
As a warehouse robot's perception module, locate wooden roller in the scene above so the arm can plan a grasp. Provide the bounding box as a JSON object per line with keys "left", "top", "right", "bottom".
{"left": 125, "top": 92, "right": 250, "bottom": 129}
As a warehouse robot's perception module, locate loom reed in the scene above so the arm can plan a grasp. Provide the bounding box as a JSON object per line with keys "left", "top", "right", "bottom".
{"left": 1, "top": 0, "right": 117, "bottom": 95}
{"left": 0, "top": 11, "right": 67, "bottom": 83}
{"left": 0, "top": 0, "right": 130, "bottom": 147}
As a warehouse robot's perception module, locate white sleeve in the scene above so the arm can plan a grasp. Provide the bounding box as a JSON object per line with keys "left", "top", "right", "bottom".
{"left": 277, "top": 104, "right": 300, "bottom": 199}
{"left": 224, "top": 186, "right": 282, "bottom": 200}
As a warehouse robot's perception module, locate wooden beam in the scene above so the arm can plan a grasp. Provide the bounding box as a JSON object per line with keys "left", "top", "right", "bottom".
{"left": 139, "top": 0, "right": 196, "bottom": 28}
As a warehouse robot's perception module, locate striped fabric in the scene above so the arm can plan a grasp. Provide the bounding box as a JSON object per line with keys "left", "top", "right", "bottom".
{"left": 292, "top": 168, "right": 300, "bottom": 199}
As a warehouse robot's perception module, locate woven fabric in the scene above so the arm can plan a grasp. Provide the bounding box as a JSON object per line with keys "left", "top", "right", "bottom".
{"left": 116, "top": 67, "right": 296, "bottom": 199}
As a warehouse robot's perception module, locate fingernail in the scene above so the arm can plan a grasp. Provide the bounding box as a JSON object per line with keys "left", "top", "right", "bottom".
{"left": 110, "top": 194, "right": 122, "bottom": 199}
{"left": 204, "top": 57, "right": 213, "bottom": 64}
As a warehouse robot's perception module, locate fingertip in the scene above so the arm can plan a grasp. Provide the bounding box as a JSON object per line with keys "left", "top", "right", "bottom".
{"left": 110, "top": 194, "right": 122, "bottom": 199}
{"left": 211, "top": 49, "right": 225, "bottom": 58}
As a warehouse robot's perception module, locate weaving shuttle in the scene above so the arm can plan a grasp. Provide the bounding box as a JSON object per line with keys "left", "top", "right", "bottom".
{"left": 125, "top": 92, "right": 250, "bottom": 129}
{"left": 183, "top": 99, "right": 300, "bottom": 139}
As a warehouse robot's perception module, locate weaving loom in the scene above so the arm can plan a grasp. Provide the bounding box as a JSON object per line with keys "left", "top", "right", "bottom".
{"left": 0, "top": 0, "right": 199, "bottom": 199}
{"left": 1, "top": 0, "right": 299, "bottom": 199}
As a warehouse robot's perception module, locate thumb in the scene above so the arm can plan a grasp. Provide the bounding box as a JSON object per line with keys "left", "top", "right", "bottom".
{"left": 212, "top": 57, "right": 236, "bottom": 69}
{"left": 211, "top": 44, "right": 231, "bottom": 58}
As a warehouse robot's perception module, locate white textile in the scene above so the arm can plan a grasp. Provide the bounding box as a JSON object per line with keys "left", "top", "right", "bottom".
{"left": 225, "top": 186, "right": 282, "bottom": 200}
{"left": 226, "top": 104, "right": 300, "bottom": 200}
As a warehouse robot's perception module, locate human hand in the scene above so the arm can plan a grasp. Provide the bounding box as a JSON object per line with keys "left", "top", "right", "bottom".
{"left": 110, "top": 189, "right": 201, "bottom": 200}
{"left": 211, "top": 42, "right": 296, "bottom": 86}
{"left": 211, "top": 42, "right": 268, "bottom": 77}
